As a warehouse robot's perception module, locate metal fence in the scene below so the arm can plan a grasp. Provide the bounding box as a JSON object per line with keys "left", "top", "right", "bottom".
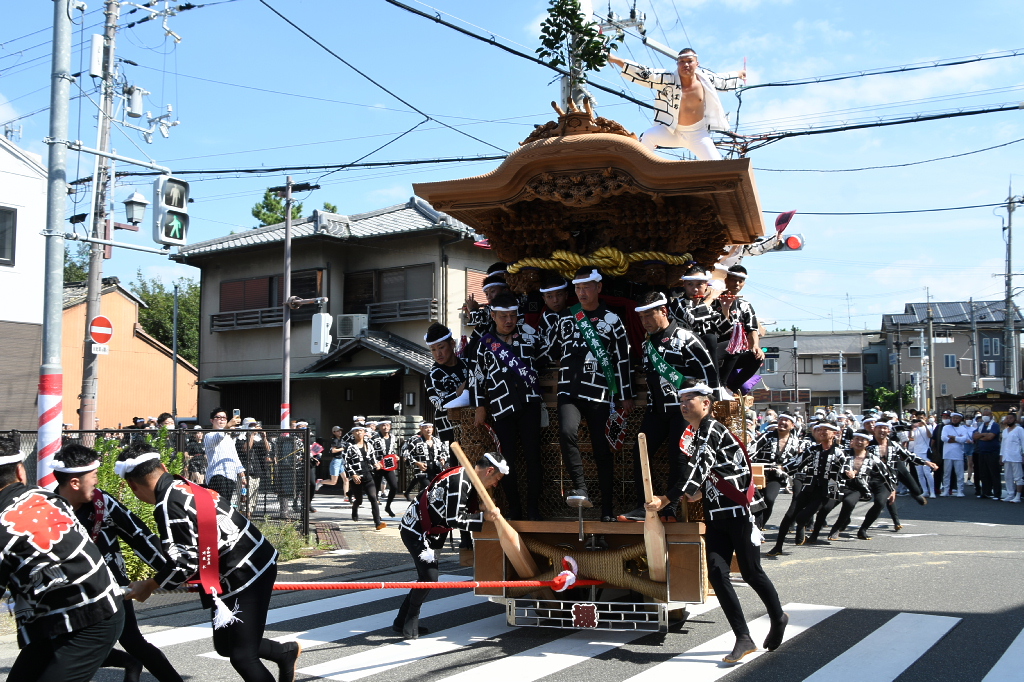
{"left": 2, "top": 427, "right": 313, "bottom": 536}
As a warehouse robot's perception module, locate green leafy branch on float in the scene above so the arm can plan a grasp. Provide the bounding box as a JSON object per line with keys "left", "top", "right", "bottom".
{"left": 536, "top": 0, "right": 618, "bottom": 96}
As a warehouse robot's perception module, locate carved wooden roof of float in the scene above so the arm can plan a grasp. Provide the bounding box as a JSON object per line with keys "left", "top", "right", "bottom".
{"left": 413, "top": 101, "right": 766, "bottom": 268}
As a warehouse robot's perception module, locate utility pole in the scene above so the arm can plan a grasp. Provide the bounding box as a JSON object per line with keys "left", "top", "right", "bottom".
{"left": 1005, "top": 188, "right": 1017, "bottom": 394}
{"left": 970, "top": 298, "right": 979, "bottom": 389}
{"left": 792, "top": 327, "right": 800, "bottom": 413}
{"left": 838, "top": 349, "right": 844, "bottom": 414}
{"left": 927, "top": 288, "right": 936, "bottom": 414}
{"left": 37, "top": 0, "right": 78, "bottom": 487}
{"left": 895, "top": 323, "right": 903, "bottom": 415}
{"left": 270, "top": 177, "right": 319, "bottom": 429}
{"left": 172, "top": 282, "right": 179, "bottom": 418}
{"left": 79, "top": 0, "right": 120, "bottom": 429}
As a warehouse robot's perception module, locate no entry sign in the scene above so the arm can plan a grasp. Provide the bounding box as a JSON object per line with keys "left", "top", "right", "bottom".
{"left": 89, "top": 315, "right": 113, "bottom": 344}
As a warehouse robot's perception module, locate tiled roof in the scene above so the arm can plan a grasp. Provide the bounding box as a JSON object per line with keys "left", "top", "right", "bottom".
{"left": 63, "top": 276, "right": 147, "bottom": 310}
{"left": 881, "top": 301, "right": 1023, "bottom": 328}
{"left": 174, "top": 196, "right": 476, "bottom": 260}
{"left": 302, "top": 330, "right": 433, "bottom": 375}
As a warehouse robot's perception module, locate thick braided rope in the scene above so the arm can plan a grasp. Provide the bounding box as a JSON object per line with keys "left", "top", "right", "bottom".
{"left": 131, "top": 579, "right": 605, "bottom": 596}
{"left": 508, "top": 247, "right": 692, "bottom": 279}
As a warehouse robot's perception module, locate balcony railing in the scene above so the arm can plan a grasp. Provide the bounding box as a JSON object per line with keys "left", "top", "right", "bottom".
{"left": 366, "top": 298, "right": 438, "bottom": 324}
{"left": 211, "top": 307, "right": 283, "bottom": 332}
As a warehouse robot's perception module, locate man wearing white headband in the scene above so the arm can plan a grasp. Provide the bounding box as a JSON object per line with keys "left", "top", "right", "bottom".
{"left": 469, "top": 291, "right": 545, "bottom": 520}
{"left": 53, "top": 444, "right": 183, "bottom": 682}
{"left": 402, "top": 421, "right": 449, "bottom": 500}
{"left": 751, "top": 412, "right": 803, "bottom": 531}
{"left": 940, "top": 411, "right": 971, "bottom": 497}
{"left": 118, "top": 442, "right": 300, "bottom": 682}
{"left": 545, "top": 266, "right": 635, "bottom": 521}
{"left": 424, "top": 322, "right": 471, "bottom": 445}
{"left": 0, "top": 437, "right": 125, "bottom": 682}
{"left": 619, "top": 290, "right": 716, "bottom": 522}
{"left": 372, "top": 419, "right": 402, "bottom": 518}
{"left": 607, "top": 47, "right": 745, "bottom": 160}
{"left": 768, "top": 421, "right": 850, "bottom": 554}
{"left": 714, "top": 264, "right": 765, "bottom": 394}
{"left": 647, "top": 379, "right": 787, "bottom": 663}
{"left": 396, "top": 450, "right": 505, "bottom": 639}
{"left": 537, "top": 271, "right": 571, "bottom": 354}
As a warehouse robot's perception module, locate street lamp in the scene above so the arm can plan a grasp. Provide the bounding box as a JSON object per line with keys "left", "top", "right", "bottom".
{"left": 122, "top": 191, "right": 150, "bottom": 225}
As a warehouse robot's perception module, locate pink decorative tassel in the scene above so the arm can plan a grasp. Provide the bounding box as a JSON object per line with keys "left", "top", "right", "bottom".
{"left": 725, "top": 321, "right": 749, "bottom": 355}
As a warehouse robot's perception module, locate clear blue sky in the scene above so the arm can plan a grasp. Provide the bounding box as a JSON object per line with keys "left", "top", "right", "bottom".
{"left": 3, "top": 0, "right": 1022, "bottom": 330}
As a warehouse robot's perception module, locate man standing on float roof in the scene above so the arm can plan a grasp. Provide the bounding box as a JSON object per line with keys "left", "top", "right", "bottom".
{"left": 544, "top": 266, "right": 634, "bottom": 521}
{"left": 608, "top": 48, "right": 745, "bottom": 160}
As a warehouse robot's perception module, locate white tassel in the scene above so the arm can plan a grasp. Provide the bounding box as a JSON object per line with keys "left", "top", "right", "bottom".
{"left": 211, "top": 590, "right": 242, "bottom": 629}
{"left": 419, "top": 546, "right": 436, "bottom": 564}
{"left": 750, "top": 523, "right": 764, "bottom": 547}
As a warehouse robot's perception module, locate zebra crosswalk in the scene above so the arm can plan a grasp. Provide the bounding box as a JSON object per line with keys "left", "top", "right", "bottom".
{"left": 141, "top": 585, "right": 1024, "bottom": 682}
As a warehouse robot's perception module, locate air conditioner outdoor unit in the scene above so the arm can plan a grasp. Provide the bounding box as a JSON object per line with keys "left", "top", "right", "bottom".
{"left": 335, "top": 314, "right": 368, "bottom": 339}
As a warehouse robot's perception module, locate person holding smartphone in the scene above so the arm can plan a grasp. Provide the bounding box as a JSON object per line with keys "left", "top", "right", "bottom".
{"left": 204, "top": 407, "right": 245, "bottom": 509}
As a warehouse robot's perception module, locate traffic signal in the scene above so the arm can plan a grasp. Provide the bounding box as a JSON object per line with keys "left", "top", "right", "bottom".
{"left": 773, "top": 233, "right": 804, "bottom": 251}
{"left": 311, "top": 312, "right": 333, "bottom": 355}
{"left": 761, "top": 346, "right": 780, "bottom": 353}
{"left": 152, "top": 175, "right": 189, "bottom": 246}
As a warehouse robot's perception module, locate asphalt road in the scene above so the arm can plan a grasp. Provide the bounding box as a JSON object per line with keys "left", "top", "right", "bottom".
{"left": 1, "top": 489, "right": 1022, "bottom": 682}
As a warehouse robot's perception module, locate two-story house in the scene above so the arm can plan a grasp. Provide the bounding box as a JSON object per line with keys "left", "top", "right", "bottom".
{"left": 0, "top": 136, "right": 46, "bottom": 429}
{"left": 173, "top": 197, "right": 493, "bottom": 431}
{"left": 881, "top": 301, "right": 1024, "bottom": 400}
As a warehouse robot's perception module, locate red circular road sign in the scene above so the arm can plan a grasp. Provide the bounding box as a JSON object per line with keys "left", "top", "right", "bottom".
{"left": 89, "top": 315, "right": 113, "bottom": 344}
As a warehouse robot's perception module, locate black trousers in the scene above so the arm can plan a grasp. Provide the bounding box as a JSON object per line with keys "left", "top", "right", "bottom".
{"left": 103, "top": 599, "right": 183, "bottom": 682}
{"left": 406, "top": 470, "right": 431, "bottom": 497}
{"left": 975, "top": 451, "right": 1001, "bottom": 497}
{"left": 784, "top": 476, "right": 805, "bottom": 517}
{"left": 699, "top": 332, "right": 721, "bottom": 387}
{"left": 558, "top": 396, "right": 614, "bottom": 515}
{"left": 717, "top": 346, "right": 762, "bottom": 393}
{"left": 373, "top": 468, "right": 400, "bottom": 512}
{"left": 207, "top": 475, "right": 236, "bottom": 510}
{"left": 209, "top": 564, "right": 292, "bottom": 682}
{"left": 10, "top": 605, "right": 124, "bottom": 682}
{"left": 861, "top": 478, "right": 895, "bottom": 531}
{"left": 705, "top": 514, "right": 784, "bottom": 638}
{"left": 774, "top": 481, "right": 829, "bottom": 547}
{"left": 395, "top": 527, "right": 441, "bottom": 637}
{"left": 828, "top": 489, "right": 864, "bottom": 536}
{"left": 894, "top": 461, "right": 923, "bottom": 498}
{"left": 756, "top": 469, "right": 787, "bottom": 529}
{"left": 491, "top": 401, "right": 544, "bottom": 519}
{"left": 351, "top": 476, "right": 382, "bottom": 525}
{"left": 630, "top": 406, "right": 685, "bottom": 509}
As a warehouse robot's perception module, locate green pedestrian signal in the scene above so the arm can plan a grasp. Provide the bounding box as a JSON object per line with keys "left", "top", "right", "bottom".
{"left": 153, "top": 175, "right": 190, "bottom": 246}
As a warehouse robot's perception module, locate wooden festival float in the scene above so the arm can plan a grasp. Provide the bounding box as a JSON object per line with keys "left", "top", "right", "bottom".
{"left": 413, "top": 100, "right": 767, "bottom": 632}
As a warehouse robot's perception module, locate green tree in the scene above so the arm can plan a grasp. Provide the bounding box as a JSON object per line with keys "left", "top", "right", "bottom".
{"left": 63, "top": 243, "right": 90, "bottom": 282}
{"left": 129, "top": 271, "right": 201, "bottom": 367}
{"left": 866, "top": 384, "right": 914, "bottom": 411}
{"left": 536, "top": 0, "right": 617, "bottom": 101}
{"left": 322, "top": 201, "right": 339, "bottom": 213}
{"left": 251, "top": 189, "right": 303, "bottom": 227}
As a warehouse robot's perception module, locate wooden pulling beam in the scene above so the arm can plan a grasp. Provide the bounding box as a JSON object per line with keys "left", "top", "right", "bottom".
{"left": 450, "top": 442, "right": 540, "bottom": 578}
{"left": 638, "top": 433, "right": 668, "bottom": 583}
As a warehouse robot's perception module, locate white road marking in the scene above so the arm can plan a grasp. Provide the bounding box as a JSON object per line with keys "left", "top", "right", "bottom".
{"left": 622, "top": 603, "right": 842, "bottom": 682}
{"left": 982, "top": 624, "right": 1024, "bottom": 681}
{"left": 802, "top": 612, "right": 959, "bottom": 681}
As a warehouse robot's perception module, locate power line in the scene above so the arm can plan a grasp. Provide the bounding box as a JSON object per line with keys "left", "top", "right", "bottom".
{"left": 763, "top": 200, "right": 1020, "bottom": 216}
{"left": 382, "top": 0, "right": 656, "bottom": 112}
{"left": 740, "top": 47, "right": 1024, "bottom": 91}
{"left": 754, "top": 136, "right": 1024, "bottom": 173}
{"left": 257, "top": 0, "right": 509, "bottom": 154}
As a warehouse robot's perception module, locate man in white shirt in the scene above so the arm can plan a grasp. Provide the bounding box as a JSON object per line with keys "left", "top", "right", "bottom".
{"left": 204, "top": 406, "right": 246, "bottom": 509}
{"left": 999, "top": 411, "right": 1024, "bottom": 503}
{"left": 909, "top": 418, "right": 936, "bottom": 498}
{"left": 940, "top": 412, "right": 971, "bottom": 497}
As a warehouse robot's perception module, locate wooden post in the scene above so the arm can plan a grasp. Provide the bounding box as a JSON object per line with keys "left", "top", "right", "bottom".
{"left": 638, "top": 433, "right": 668, "bottom": 582}
{"left": 450, "top": 443, "right": 539, "bottom": 578}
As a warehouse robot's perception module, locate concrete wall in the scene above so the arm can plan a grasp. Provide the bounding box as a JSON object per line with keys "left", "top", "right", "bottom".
{"left": 0, "top": 138, "right": 46, "bottom": 326}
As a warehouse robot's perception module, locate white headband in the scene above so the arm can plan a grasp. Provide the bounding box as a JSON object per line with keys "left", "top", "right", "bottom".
{"left": 951, "top": 412, "right": 963, "bottom": 418}
{"left": 0, "top": 452, "right": 25, "bottom": 466}
{"left": 490, "top": 305, "right": 518, "bottom": 312}
{"left": 539, "top": 282, "right": 568, "bottom": 293}
{"left": 424, "top": 331, "right": 452, "bottom": 346}
{"left": 677, "top": 383, "right": 714, "bottom": 396}
{"left": 52, "top": 459, "right": 101, "bottom": 474}
{"left": 679, "top": 273, "right": 711, "bottom": 281}
{"left": 349, "top": 426, "right": 366, "bottom": 433}
{"left": 727, "top": 271, "right": 748, "bottom": 279}
{"left": 114, "top": 452, "right": 161, "bottom": 478}
{"left": 635, "top": 294, "right": 669, "bottom": 312}
{"left": 482, "top": 452, "right": 510, "bottom": 475}
{"left": 572, "top": 270, "right": 602, "bottom": 284}
{"left": 419, "top": 422, "right": 433, "bottom": 429}
{"left": 482, "top": 281, "right": 507, "bottom": 290}
{"left": 814, "top": 423, "right": 840, "bottom": 431}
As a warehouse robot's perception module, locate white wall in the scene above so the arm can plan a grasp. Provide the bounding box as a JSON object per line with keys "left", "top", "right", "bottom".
{"left": 0, "top": 138, "right": 46, "bottom": 325}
